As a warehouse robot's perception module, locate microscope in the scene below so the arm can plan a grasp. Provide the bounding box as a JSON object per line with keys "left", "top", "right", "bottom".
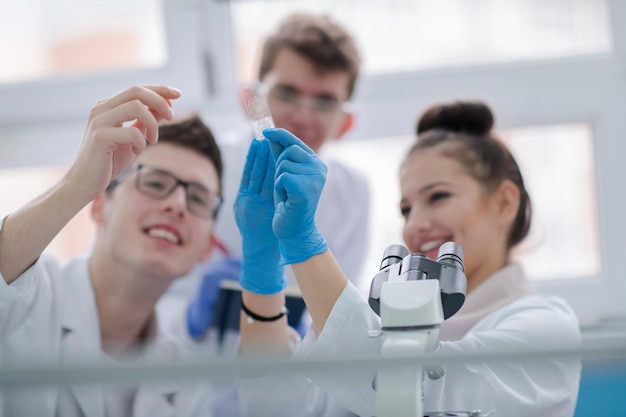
{"left": 369, "top": 242, "right": 487, "bottom": 417}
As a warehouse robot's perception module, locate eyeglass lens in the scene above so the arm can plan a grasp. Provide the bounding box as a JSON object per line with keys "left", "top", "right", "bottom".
{"left": 269, "top": 85, "right": 341, "bottom": 113}
{"left": 136, "top": 166, "right": 220, "bottom": 218}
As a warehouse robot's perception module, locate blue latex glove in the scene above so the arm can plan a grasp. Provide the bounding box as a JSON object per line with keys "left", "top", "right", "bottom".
{"left": 187, "top": 255, "right": 242, "bottom": 340}
{"left": 234, "top": 138, "right": 286, "bottom": 294}
{"left": 263, "top": 128, "right": 329, "bottom": 264}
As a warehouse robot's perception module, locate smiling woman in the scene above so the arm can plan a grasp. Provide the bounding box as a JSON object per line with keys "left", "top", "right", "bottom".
{"left": 235, "top": 102, "right": 582, "bottom": 417}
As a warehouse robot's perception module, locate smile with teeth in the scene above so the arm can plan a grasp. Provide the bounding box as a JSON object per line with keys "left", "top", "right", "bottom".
{"left": 419, "top": 240, "right": 444, "bottom": 253}
{"left": 147, "top": 227, "right": 181, "bottom": 245}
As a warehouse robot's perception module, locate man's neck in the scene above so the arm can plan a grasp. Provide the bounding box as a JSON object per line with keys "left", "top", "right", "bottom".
{"left": 89, "top": 253, "right": 166, "bottom": 359}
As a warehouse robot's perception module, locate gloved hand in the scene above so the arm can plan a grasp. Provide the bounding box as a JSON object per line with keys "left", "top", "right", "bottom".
{"left": 263, "top": 128, "right": 329, "bottom": 264}
{"left": 187, "top": 255, "right": 242, "bottom": 340}
{"left": 234, "top": 138, "right": 285, "bottom": 294}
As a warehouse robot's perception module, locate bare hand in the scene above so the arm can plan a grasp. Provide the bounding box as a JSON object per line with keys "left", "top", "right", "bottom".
{"left": 66, "top": 85, "right": 181, "bottom": 200}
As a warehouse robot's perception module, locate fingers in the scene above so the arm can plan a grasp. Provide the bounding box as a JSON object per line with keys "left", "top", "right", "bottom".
{"left": 275, "top": 145, "right": 327, "bottom": 182}
{"left": 239, "top": 139, "right": 259, "bottom": 192}
{"left": 273, "top": 143, "right": 326, "bottom": 207}
{"left": 89, "top": 85, "right": 180, "bottom": 144}
{"left": 275, "top": 143, "right": 323, "bottom": 167}
{"left": 263, "top": 128, "right": 315, "bottom": 161}
{"left": 91, "top": 99, "right": 160, "bottom": 144}
{"left": 94, "top": 125, "right": 148, "bottom": 156}
{"left": 93, "top": 85, "right": 179, "bottom": 121}
{"left": 248, "top": 140, "right": 269, "bottom": 194}
{"left": 240, "top": 139, "right": 272, "bottom": 195}
{"left": 260, "top": 143, "right": 276, "bottom": 201}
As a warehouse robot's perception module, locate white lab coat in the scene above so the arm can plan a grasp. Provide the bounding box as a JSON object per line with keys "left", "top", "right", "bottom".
{"left": 0, "top": 247, "right": 214, "bottom": 417}
{"left": 237, "top": 263, "right": 582, "bottom": 417}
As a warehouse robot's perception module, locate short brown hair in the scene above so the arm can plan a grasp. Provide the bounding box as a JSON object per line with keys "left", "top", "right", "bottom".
{"left": 157, "top": 113, "right": 223, "bottom": 192}
{"left": 258, "top": 13, "right": 361, "bottom": 99}
{"left": 107, "top": 114, "right": 223, "bottom": 197}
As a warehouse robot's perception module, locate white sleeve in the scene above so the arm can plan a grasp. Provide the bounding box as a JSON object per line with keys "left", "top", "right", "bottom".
{"left": 0, "top": 215, "right": 39, "bottom": 336}
{"left": 0, "top": 216, "right": 34, "bottom": 304}
{"left": 423, "top": 295, "right": 582, "bottom": 416}
{"left": 0, "top": 265, "right": 35, "bottom": 307}
{"left": 298, "top": 283, "right": 380, "bottom": 417}
{"left": 303, "top": 292, "right": 581, "bottom": 417}
{"left": 236, "top": 283, "right": 378, "bottom": 417}
{"left": 239, "top": 288, "right": 581, "bottom": 417}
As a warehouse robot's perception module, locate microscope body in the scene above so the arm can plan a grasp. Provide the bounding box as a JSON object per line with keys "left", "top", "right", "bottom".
{"left": 368, "top": 242, "right": 467, "bottom": 417}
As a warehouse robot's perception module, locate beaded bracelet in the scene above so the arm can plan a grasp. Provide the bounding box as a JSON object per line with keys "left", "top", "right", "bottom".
{"left": 241, "top": 299, "right": 289, "bottom": 324}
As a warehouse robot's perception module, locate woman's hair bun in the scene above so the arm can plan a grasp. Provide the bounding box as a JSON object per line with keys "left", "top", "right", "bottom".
{"left": 416, "top": 101, "right": 494, "bottom": 136}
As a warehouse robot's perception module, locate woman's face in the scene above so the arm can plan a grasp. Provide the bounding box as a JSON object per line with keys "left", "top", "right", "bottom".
{"left": 399, "top": 147, "right": 509, "bottom": 290}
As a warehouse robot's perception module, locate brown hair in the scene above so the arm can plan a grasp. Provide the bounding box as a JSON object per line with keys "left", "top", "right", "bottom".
{"left": 157, "top": 113, "right": 223, "bottom": 192}
{"left": 258, "top": 13, "right": 361, "bottom": 99}
{"left": 408, "top": 101, "right": 532, "bottom": 249}
{"left": 106, "top": 114, "right": 223, "bottom": 203}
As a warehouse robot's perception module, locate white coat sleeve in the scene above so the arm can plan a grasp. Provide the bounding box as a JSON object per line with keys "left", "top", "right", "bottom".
{"left": 0, "top": 216, "right": 41, "bottom": 337}
{"left": 237, "top": 283, "right": 380, "bottom": 417}
{"left": 423, "top": 295, "right": 581, "bottom": 417}
{"left": 273, "top": 286, "right": 581, "bottom": 417}
{"left": 305, "top": 291, "right": 581, "bottom": 417}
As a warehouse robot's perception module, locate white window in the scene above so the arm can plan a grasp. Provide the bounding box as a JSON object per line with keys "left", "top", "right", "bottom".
{"left": 0, "top": 1, "right": 167, "bottom": 85}
{"left": 0, "top": 0, "right": 232, "bottom": 258}
{"left": 1, "top": 0, "right": 625, "bottom": 331}
{"left": 231, "top": 0, "right": 612, "bottom": 79}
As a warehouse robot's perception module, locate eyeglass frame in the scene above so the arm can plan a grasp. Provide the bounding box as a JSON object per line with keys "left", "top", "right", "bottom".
{"left": 260, "top": 82, "right": 352, "bottom": 117}
{"left": 107, "top": 164, "right": 223, "bottom": 219}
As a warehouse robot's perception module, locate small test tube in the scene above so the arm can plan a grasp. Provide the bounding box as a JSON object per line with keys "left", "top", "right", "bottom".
{"left": 240, "top": 81, "right": 275, "bottom": 140}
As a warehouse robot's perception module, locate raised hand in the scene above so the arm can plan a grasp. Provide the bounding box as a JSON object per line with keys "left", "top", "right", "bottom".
{"left": 234, "top": 138, "right": 285, "bottom": 294}
{"left": 263, "top": 128, "right": 329, "bottom": 264}
{"left": 65, "top": 85, "right": 181, "bottom": 202}
{"left": 0, "top": 85, "right": 180, "bottom": 285}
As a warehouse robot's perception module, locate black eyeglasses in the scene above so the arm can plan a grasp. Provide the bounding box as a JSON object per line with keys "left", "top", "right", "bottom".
{"left": 132, "top": 164, "right": 222, "bottom": 219}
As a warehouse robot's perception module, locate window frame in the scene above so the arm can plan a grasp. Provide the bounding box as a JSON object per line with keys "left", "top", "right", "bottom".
{"left": 0, "top": 1, "right": 225, "bottom": 141}
{"left": 0, "top": 0, "right": 625, "bottom": 330}
{"left": 338, "top": 0, "right": 626, "bottom": 328}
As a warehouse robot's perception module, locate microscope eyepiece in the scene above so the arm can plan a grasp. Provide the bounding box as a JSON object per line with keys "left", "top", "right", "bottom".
{"left": 369, "top": 242, "right": 466, "bottom": 319}
{"left": 436, "top": 242, "right": 464, "bottom": 271}
{"left": 379, "top": 244, "right": 409, "bottom": 270}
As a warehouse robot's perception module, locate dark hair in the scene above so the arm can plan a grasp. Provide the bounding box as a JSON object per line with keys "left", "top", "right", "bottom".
{"left": 157, "top": 113, "right": 223, "bottom": 193}
{"left": 258, "top": 13, "right": 361, "bottom": 99}
{"left": 407, "top": 101, "right": 532, "bottom": 249}
{"left": 106, "top": 114, "right": 223, "bottom": 207}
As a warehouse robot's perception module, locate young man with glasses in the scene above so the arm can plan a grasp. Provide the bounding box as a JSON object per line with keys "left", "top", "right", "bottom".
{"left": 0, "top": 85, "right": 222, "bottom": 416}
{"left": 185, "top": 12, "right": 369, "bottom": 344}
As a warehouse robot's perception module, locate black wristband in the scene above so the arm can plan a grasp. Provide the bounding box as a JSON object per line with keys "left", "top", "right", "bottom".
{"left": 241, "top": 299, "right": 288, "bottom": 324}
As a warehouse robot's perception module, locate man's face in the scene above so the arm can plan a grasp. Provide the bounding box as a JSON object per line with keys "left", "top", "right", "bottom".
{"left": 93, "top": 143, "right": 219, "bottom": 281}
{"left": 261, "top": 47, "right": 353, "bottom": 153}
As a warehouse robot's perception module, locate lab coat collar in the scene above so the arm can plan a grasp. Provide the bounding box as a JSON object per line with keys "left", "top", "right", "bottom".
{"left": 58, "top": 255, "right": 106, "bottom": 417}
{"left": 439, "top": 263, "right": 534, "bottom": 341}
{"left": 57, "top": 256, "right": 179, "bottom": 417}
